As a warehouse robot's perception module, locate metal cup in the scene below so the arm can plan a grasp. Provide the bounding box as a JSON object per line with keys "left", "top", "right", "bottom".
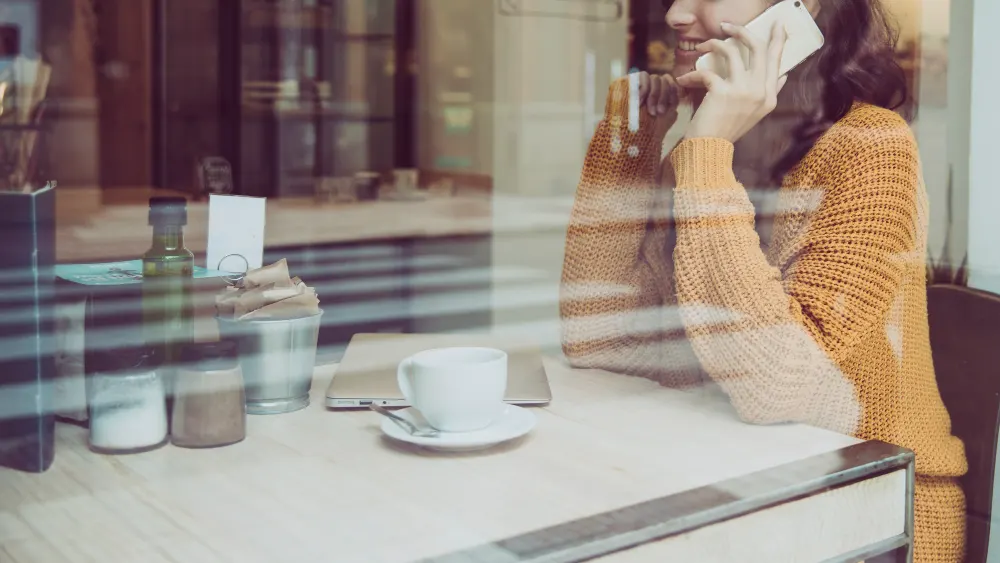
{"left": 216, "top": 311, "right": 323, "bottom": 414}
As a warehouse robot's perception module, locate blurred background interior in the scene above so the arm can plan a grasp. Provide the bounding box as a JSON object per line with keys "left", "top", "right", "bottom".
{"left": 0, "top": 0, "right": 976, "bottom": 358}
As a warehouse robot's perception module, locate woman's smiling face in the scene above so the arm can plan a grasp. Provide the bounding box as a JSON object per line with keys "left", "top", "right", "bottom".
{"left": 666, "top": 0, "right": 771, "bottom": 77}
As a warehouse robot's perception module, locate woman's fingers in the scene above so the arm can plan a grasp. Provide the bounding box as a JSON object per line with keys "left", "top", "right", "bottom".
{"left": 656, "top": 76, "right": 676, "bottom": 113}
{"left": 697, "top": 38, "right": 746, "bottom": 81}
{"left": 720, "top": 22, "right": 765, "bottom": 73}
{"left": 632, "top": 72, "right": 682, "bottom": 116}
{"left": 628, "top": 71, "right": 684, "bottom": 118}
{"left": 676, "top": 70, "right": 725, "bottom": 92}
{"left": 647, "top": 75, "right": 662, "bottom": 115}
{"left": 664, "top": 74, "right": 680, "bottom": 108}
{"left": 765, "top": 22, "right": 788, "bottom": 91}
{"left": 636, "top": 71, "right": 650, "bottom": 108}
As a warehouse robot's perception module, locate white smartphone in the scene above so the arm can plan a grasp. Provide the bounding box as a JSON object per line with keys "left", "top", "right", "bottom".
{"left": 694, "top": 0, "right": 824, "bottom": 79}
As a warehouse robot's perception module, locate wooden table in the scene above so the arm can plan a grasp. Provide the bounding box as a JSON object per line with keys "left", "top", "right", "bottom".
{"left": 0, "top": 357, "right": 913, "bottom": 563}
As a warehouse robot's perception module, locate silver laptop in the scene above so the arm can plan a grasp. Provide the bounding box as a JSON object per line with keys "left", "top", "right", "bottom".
{"left": 325, "top": 333, "right": 553, "bottom": 408}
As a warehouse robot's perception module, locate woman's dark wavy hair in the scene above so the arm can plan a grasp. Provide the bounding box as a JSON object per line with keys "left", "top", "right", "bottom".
{"left": 662, "top": 0, "right": 911, "bottom": 186}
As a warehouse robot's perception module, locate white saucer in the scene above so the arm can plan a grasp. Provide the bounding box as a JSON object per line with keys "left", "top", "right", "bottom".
{"left": 380, "top": 405, "right": 537, "bottom": 452}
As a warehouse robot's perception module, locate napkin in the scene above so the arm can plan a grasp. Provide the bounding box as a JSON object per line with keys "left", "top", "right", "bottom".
{"left": 215, "top": 259, "right": 320, "bottom": 320}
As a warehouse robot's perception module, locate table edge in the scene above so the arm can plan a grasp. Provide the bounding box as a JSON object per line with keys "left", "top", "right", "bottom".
{"left": 427, "top": 440, "right": 914, "bottom": 563}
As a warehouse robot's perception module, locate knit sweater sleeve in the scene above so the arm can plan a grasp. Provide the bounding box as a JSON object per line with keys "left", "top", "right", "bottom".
{"left": 670, "top": 116, "right": 922, "bottom": 432}
{"left": 559, "top": 77, "right": 687, "bottom": 380}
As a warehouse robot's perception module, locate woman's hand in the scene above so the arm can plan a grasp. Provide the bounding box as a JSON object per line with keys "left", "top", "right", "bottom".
{"left": 676, "top": 21, "right": 788, "bottom": 143}
{"left": 635, "top": 71, "right": 684, "bottom": 118}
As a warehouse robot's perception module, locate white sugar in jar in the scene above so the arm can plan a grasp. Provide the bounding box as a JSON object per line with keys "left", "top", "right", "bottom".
{"left": 87, "top": 346, "right": 168, "bottom": 454}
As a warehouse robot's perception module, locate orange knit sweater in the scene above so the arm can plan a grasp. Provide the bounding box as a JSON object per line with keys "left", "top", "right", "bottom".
{"left": 560, "top": 78, "right": 968, "bottom": 562}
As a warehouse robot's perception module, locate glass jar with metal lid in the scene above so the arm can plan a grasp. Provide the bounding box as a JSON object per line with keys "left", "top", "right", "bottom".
{"left": 87, "top": 345, "right": 168, "bottom": 454}
{"left": 170, "top": 340, "right": 246, "bottom": 448}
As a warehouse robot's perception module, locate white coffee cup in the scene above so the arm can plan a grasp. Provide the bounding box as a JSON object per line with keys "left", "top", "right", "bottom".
{"left": 397, "top": 347, "right": 507, "bottom": 432}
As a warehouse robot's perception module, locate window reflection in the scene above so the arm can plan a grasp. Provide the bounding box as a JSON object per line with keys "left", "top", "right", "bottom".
{"left": 0, "top": 1, "right": 992, "bottom": 562}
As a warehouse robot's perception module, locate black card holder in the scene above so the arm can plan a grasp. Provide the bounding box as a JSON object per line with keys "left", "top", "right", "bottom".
{"left": 0, "top": 184, "right": 56, "bottom": 472}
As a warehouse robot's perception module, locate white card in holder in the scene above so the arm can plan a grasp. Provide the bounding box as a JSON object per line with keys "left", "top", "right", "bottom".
{"left": 207, "top": 194, "right": 266, "bottom": 273}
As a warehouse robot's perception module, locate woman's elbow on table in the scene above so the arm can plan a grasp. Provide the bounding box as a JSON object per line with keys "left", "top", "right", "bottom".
{"left": 559, "top": 335, "right": 613, "bottom": 372}
{"left": 711, "top": 361, "right": 863, "bottom": 435}
{"left": 729, "top": 397, "right": 802, "bottom": 427}
{"left": 560, "top": 340, "right": 590, "bottom": 369}
{"left": 684, "top": 320, "right": 864, "bottom": 435}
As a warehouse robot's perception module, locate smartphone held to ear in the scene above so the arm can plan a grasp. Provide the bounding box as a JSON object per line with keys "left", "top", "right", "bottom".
{"left": 694, "top": 0, "right": 824, "bottom": 79}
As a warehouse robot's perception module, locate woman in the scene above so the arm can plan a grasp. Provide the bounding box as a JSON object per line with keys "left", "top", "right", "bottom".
{"left": 559, "top": 0, "right": 967, "bottom": 561}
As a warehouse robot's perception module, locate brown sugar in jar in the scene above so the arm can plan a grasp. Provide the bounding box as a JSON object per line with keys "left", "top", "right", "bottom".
{"left": 171, "top": 340, "right": 246, "bottom": 448}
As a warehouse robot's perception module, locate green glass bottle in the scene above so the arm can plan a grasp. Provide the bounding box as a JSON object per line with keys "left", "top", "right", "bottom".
{"left": 142, "top": 197, "right": 194, "bottom": 368}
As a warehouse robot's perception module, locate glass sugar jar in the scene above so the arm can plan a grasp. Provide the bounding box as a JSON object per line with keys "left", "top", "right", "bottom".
{"left": 87, "top": 345, "right": 168, "bottom": 454}
{"left": 171, "top": 340, "right": 246, "bottom": 449}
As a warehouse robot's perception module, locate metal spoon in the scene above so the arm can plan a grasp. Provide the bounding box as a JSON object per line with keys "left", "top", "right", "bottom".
{"left": 369, "top": 403, "right": 440, "bottom": 438}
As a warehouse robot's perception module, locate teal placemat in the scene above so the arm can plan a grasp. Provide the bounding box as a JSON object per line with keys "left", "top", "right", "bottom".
{"left": 56, "top": 260, "right": 234, "bottom": 286}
